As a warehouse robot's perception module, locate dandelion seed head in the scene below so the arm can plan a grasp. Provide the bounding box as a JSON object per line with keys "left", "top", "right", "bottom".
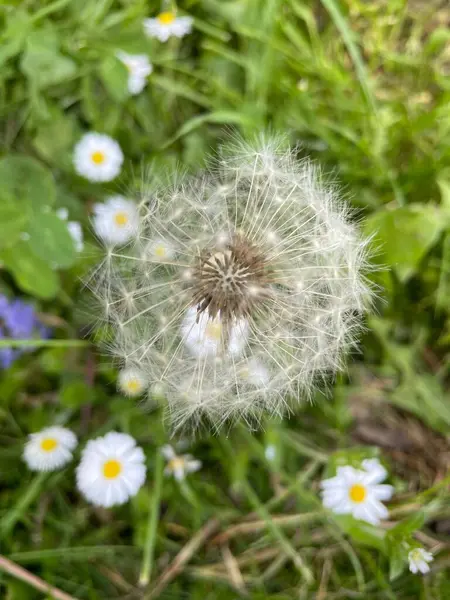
{"left": 88, "top": 135, "right": 373, "bottom": 432}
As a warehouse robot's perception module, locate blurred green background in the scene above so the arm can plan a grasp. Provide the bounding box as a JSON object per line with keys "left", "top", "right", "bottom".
{"left": 0, "top": 0, "right": 449, "bottom": 598}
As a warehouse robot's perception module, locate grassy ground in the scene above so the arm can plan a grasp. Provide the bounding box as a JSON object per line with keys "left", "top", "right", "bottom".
{"left": 0, "top": 0, "right": 449, "bottom": 598}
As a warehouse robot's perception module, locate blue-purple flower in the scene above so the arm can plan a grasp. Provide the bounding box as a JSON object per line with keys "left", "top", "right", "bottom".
{"left": 0, "top": 295, "right": 50, "bottom": 368}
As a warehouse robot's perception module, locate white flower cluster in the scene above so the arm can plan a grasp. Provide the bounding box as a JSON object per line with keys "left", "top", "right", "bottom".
{"left": 23, "top": 427, "right": 203, "bottom": 507}
{"left": 89, "top": 136, "right": 372, "bottom": 432}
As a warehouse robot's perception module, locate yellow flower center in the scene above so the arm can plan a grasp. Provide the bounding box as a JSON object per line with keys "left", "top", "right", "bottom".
{"left": 168, "top": 457, "right": 185, "bottom": 471}
{"left": 91, "top": 151, "right": 105, "bottom": 164}
{"left": 126, "top": 378, "right": 141, "bottom": 394}
{"left": 154, "top": 244, "right": 166, "bottom": 258}
{"left": 40, "top": 438, "right": 58, "bottom": 452}
{"left": 158, "top": 11, "right": 175, "bottom": 24}
{"left": 103, "top": 459, "right": 122, "bottom": 479}
{"left": 205, "top": 321, "right": 222, "bottom": 341}
{"left": 114, "top": 211, "right": 129, "bottom": 227}
{"left": 349, "top": 484, "right": 367, "bottom": 503}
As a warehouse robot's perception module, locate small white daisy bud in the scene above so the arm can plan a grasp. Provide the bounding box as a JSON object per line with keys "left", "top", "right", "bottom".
{"left": 143, "top": 12, "right": 193, "bottom": 42}
{"left": 23, "top": 426, "right": 77, "bottom": 472}
{"left": 116, "top": 51, "right": 153, "bottom": 95}
{"left": 118, "top": 367, "right": 147, "bottom": 397}
{"left": 93, "top": 196, "right": 138, "bottom": 246}
{"left": 88, "top": 135, "right": 373, "bottom": 431}
{"left": 73, "top": 132, "right": 123, "bottom": 182}
{"left": 161, "top": 444, "right": 202, "bottom": 481}
{"left": 408, "top": 548, "right": 433, "bottom": 575}
{"left": 320, "top": 458, "right": 394, "bottom": 525}
{"left": 76, "top": 432, "right": 146, "bottom": 508}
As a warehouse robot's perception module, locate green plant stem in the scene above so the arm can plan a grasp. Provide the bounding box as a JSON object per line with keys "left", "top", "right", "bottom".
{"left": 0, "top": 472, "right": 47, "bottom": 539}
{"left": 0, "top": 339, "right": 89, "bottom": 348}
{"left": 139, "top": 451, "right": 165, "bottom": 587}
{"left": 242, "top": 480, "right": 314, "bottom": 585}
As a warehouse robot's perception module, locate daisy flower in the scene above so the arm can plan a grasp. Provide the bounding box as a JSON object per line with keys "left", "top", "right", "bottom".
{"left": 143, "top": 11, "right": 193, "bottom": 42}
{"left": 57, "top": 208, "right": 84, "bottom": 253}
{"left": 408, "top": 548, "right": 433, "bottom": 574}
{"left": 23, "top": 426, "right": 77, "bottom": 472}
{"left": 116, "top": 51, "right": 153, "bottom": 95}
{"left": 73, "top": 132, "right": 123, "bottom": 182}
{"left": 161, "top": 444, "right": 201, "bottom": 481}
{"left": 320, "top": 458, "right": 394, "bottom": 525}
{"left": 93, "top": 196, "right": 139, "bottom": 246}
{"left": 118, "top": 367, "right": 147, "bottom": 397}
{"left": 76, "top": 432, "right": 146, "bottom": 508}
{"left": 88, "top": 135, "right": 372, "bottom": 432}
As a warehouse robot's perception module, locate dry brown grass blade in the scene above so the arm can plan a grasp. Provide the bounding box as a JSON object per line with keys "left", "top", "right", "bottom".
{"left": 211, "top": 513, "right": 317, "bottom": 545}
{"left": 144, "top": 518, "right": 219, "bottom": 599}
{"left": 221, "top": 544, "right": 248, "bottom": 595}
{"left": 0, "top": 555, "right": 79, "bottom": 600}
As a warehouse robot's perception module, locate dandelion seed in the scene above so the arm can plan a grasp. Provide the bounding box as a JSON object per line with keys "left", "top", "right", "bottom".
{"left": 73, "top": 132, "right": 123, "bottom": 182}
{"left": 408, "top": 548, "right": 433, "bottom": 574}
{"left": 76, "top": 432, "right": 146, "bottom": 507}
{"left": 116, "top": 51, "right": 153, "bottom": 95}
{"left": 320, "top": 458, "right": 394, "bottom": 525}
{"left": 88, "top": 135, "right": 373, "bottom": 431}
{"left": 23, "top": 426, "right": 77, "bottom": 472}
{"left": 143, "top": 12, "right": 193, "bottom": 42}
{"left": 161, "top": 444, "right": 202, "bottom": 481}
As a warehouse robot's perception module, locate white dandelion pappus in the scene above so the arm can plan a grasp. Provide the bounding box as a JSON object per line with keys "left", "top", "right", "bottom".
{"left": 116, "top": 51, "right": 153, "bottom": 95}
{"left": 119, "top": 366, "right": 147, "bottom": 397}
{"left": 23, "top": 426, "right": 77, "bottom": 472}
{"left": 73, "top": 132, "right": 123, "bottom": 182}
{"left": 320, "top": 458, "right": 394, "bottom": 525}
{"left": 408, "top": 548, "right": 433, "bottom": 574}
{"left": 76, "top": 432, "right": 146, "bottom": 507}
{"left": 89, "top": 135, "right": 373, "bottom": 432}
{"left": 161, "top": 444, "right": 202, "bottom": 481}
{"left": 93, "top": 196, "right": 139, "bottom": 246}
{"left": 143, "top": 11, "right": 193, "bottom": 42}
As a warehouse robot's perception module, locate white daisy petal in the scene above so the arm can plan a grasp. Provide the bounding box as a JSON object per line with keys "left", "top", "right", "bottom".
{"left": 116, "top": 51, "right": 153, "bottom": 95}
{"left": 23, "top": 426, "right": 77, "bottom": 472}
{"left": 143, "top": 12, "right": 193, "bottom": 42}
{"left": 74, "top": 132, "right": 123, "bottom": 182}
{"left": 408, "top": 548, "right": 433, "bottom": 575}
{"left": 361, "top": 458, "right": 388, "bottom": 484}
{"left": 93, "top": 196, "right": 139, "bottom": 246}
{"left": 76, "top": 432, "right": 146, "bottom": 507}
{"left": 160, "top": 444, "right": 176, "bottom": 460}
{"left": 162, "top": 446, "right": 202, "bottom": 481}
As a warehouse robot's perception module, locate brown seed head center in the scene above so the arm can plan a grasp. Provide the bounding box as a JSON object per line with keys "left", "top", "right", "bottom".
{"left": 192, "top": 234, "right": 270, "bottom": 323}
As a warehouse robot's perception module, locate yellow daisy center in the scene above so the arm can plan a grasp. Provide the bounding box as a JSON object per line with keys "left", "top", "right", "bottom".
{"left": 349, "top": 483, "right": 367, "bottom": 503}
{"left": 40, "top": 438, "right": 58, "bottom": 452}
{"left": 154, "top": 244, "right": 166, "bottom": 258}
{"left": 158, "top": 11, "right": 175, "bottom": 24}
{"left": 168, "top": 457, "right": 185, "bottom": 471}
{"left": 126, "top": 378, "right": 141, "bottom": 394}
{"left": 114, "top": 211, "right": 129, "bottom": 227}
{"left": 205, "top": 321, "right": 222, "bottom": 341}
{"left": 91, "top": 151, "right": 105, "bottom": 164}
{"left": 103, "top": 459, "right": 122, "bottom": 479}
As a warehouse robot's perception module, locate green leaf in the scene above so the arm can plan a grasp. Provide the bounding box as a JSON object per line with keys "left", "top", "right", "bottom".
{"left": 0, "top": 195, "right": 30, "bottom": 249}
{"left": 0, "top": 155, "right": 56, "bottom": 211}
{"left": 98, "top": 55, "right": 129, "bottom": 103}
{"left": 20, "top": 28, "right": 77, "bottom": 89}
{"left": 388, "top": 542, "right": 406, "bottom": 581}
{"left": 27, "top": 212, "right": 77, "bottom": 269}
{"left": 334, "top": 515, "right": 387, "bottom": 552}
{"left": 60, "top": 380, "right": 93, "bottom": 408}
{"left": 0, "top": 242, "right": 59, "bottom": 299}
{"left": 365, "top": 204, "right": 444, "bottom": 282}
